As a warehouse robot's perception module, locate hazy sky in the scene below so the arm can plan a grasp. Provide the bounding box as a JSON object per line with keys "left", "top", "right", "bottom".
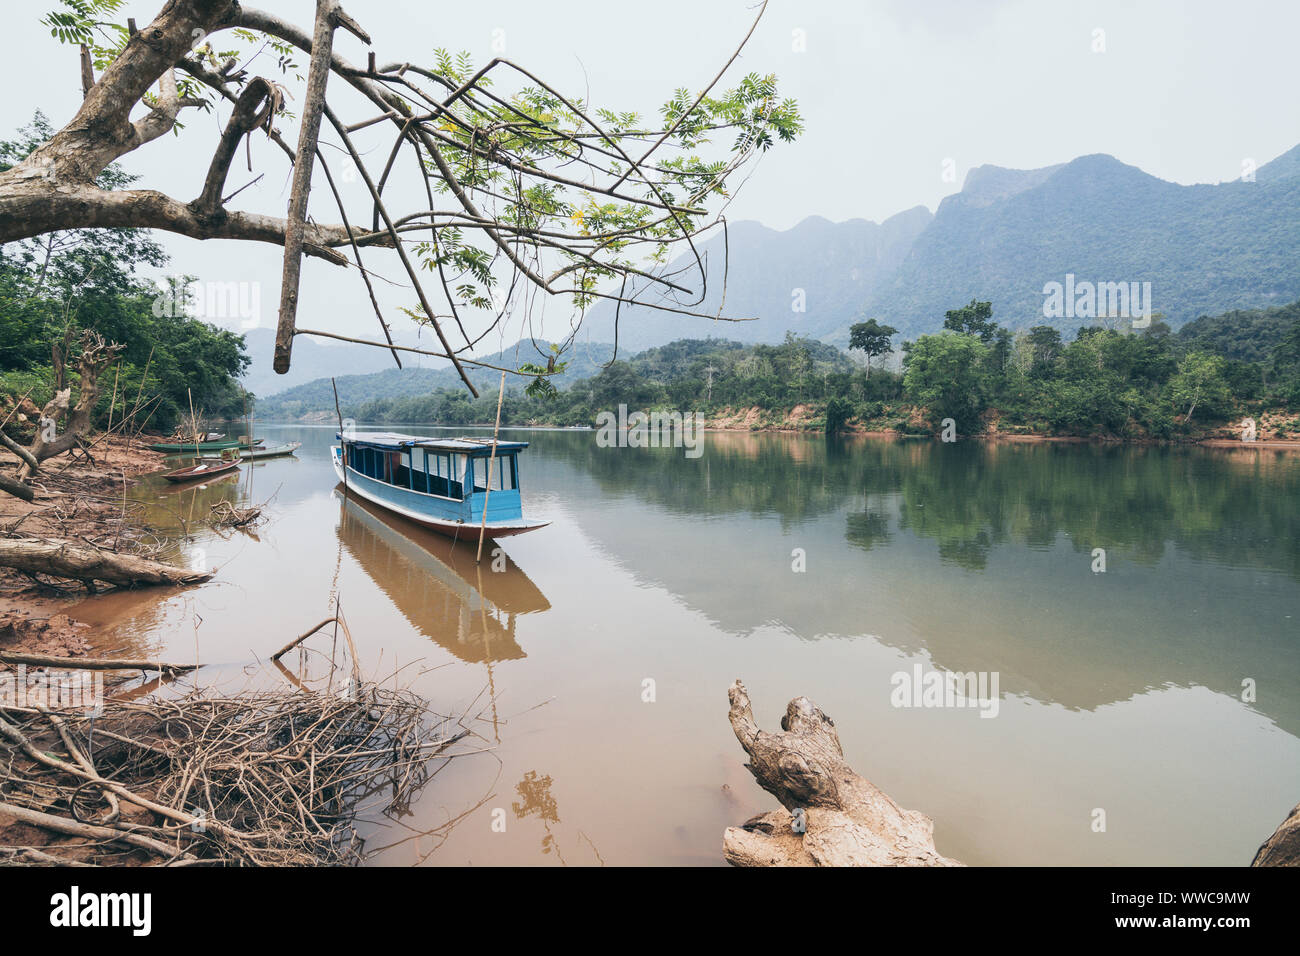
{"left": 4, "top": 0, "right": 1298, "bottom": 346}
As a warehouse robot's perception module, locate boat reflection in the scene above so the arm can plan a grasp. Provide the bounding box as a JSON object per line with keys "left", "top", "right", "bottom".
{"left": 334, "top": 489, "right": 550, "bottom": 664}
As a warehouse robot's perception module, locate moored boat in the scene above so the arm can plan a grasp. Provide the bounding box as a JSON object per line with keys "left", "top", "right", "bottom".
{"left": 149, "top": 438, "right": 263, "bottom": 453}
{"left": 239, "top": 441, "right": 302, "bottom": 459}
{"left": 331, "top": 432, "right": 548, "bottom": 539}
{"left": 162, "top": 457, "right": 241, "bottom": 483}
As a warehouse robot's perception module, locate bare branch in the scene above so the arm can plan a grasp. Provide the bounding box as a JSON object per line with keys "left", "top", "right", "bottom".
{"left": 274, "top": 0, "right": 340, "bottom": 375}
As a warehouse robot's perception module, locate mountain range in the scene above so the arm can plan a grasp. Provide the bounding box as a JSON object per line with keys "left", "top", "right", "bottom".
{"left": 242, "top": 142, "right": 1300, "bottom": 400}
{"left": 581, "top": 142, "right": 1300, "bottom": 348}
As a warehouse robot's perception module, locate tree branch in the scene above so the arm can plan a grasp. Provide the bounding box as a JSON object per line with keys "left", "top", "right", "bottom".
{"left": 192, "top": 77, "right": 275, "bottom": 214}
{"left": 0, "top": 181, "right": 386, "bottom": 264}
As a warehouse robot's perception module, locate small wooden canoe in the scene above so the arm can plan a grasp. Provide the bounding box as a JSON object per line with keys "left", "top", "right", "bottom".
{"left": 149, "top": 438, "right": 263, "bottom": 453}
{"left": 162, "top": 458, "right": 241, "bottom": 483}
{"left": 239, "top": 441, "right": 301, "bottom": 459}
{"left": 150, "top": 439, "right": 239, "bottom": 453}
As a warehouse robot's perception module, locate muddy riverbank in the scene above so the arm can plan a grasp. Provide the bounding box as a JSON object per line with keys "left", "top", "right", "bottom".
{"left": 0, "top": 435, "right": 164, "bottom": 656}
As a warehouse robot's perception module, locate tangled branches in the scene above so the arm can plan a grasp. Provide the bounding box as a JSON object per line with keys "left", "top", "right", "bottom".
{"left": 207, "top": 499, "right": 264, "bottom": 531}
{"left": 0, "top": 684, "right": 466, "bottom": 866}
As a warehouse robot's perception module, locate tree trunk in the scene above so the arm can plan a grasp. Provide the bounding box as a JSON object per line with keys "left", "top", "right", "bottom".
{"left": 0, "top": 539, "right": 212, "bottom": 588}
{"left": 724, "top": 679, "right": 962, "bottom": 866}
{"left": 18, "top": 330, "right": 123, "bottom": 477}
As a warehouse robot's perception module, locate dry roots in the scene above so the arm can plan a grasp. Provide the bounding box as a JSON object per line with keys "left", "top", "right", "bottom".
{"left": 0, "top": 684, "right": 462, "bottom": 866}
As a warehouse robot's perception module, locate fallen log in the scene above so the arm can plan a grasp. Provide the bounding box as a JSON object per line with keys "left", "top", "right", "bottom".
{"left": 0, "top": 474, "right": 34, "bottom": 503}
{"left": 1251, "top": 802, "right": 1300, "bottom": 866}
{"left": 724, "top": 679, "right": 961, "bottom": 866}
{"left": 0, "top": 538, "right": 212, "bottom": 588}
{"left": 0, "top": 651, "right": 198, "bottom": 674}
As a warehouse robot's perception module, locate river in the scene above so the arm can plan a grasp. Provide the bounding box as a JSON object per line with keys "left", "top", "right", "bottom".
{"left": 66, "top": 425, "right": 1300, "bottom": 865}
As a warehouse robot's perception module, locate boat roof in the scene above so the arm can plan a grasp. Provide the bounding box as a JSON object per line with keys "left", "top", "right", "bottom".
{"left": 338, "top": 431, "right": 529, "bottom": 454}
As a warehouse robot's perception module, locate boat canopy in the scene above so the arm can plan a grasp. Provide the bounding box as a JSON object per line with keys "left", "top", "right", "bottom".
{"left": 337, "top": 432, "right": 529, "bottom": 456}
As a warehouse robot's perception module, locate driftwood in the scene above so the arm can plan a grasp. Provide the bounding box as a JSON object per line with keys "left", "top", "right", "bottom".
{"left": 0, "top": 538, "right": 213, "bottom": 588}
{"left": 724, "top": 679, "right": 961, "bottom": 867}
{"left": 0, "top": 683, "right": 467, "bottom": 865}
{"left": 0, "top": 651, "right": 197, "bottom": 674}
{"left": 1252, "top": 802, "right": 1300, "bottom": 866}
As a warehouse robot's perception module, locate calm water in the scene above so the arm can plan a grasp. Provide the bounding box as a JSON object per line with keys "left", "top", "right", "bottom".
{"left": 70, "top": 426, "right": 1300, "bottom": 866}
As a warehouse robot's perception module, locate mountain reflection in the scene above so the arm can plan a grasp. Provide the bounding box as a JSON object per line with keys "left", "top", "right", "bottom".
{"left": 527, "top": 430, "right": 1300, "bottom": 730}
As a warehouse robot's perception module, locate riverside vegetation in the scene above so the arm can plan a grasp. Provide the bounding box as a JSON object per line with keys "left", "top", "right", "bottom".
{"left": 259, "top": 299, "right": 1300, "bottom": 442}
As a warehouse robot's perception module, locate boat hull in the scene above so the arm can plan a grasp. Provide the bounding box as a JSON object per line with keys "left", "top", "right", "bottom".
{"left": 239, "top": 441, "right": 302, "bottom": 459}
{"left": 149, "top": 439, "right": 262, "bottom": 453}
{"left": 163, "top": 461, "right": 240, "bottom": 483}
{"left": 331, "top": 448, "right": 547, "bottom": 539}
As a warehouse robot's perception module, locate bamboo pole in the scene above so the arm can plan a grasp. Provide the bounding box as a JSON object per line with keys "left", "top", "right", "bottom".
{"left": 105, "top": 364, "right": 120, "bottom": 436}
{"left": 126, "top": 346, "right": 153, "bottom": 450}
{"left": 187, "top": 387, "right": 199, "bottom": 449}
{"left": 476, "top": 371, "right": 506, "bottom": 564}
{"left": 332, "top": 377, "right": 347, "bottom": 494}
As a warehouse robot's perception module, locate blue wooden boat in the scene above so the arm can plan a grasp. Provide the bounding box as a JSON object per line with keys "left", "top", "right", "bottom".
{"left": 331, "top": 432, "right": 549, "bottom": 539}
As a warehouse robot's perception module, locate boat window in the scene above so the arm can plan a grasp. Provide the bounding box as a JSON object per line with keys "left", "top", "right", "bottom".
{"left": 444, "top": 454, "right": 466, "bottom": 499}
{"left": 352, "top": 446, "right": 390, "bottom": 482}
{"left": 392, "top": 450, "right": 412, "bottom": 488}
{"left": 412, "top": 448, "right": 429, "bottom": 493}
{"left": 417, "top": 451, "right": 457, "bottom": 498}
{"left": 474, "top": 455, "right": 513, "bottom": 492}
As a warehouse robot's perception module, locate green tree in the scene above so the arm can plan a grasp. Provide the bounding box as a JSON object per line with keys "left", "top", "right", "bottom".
{"left": 824, "top": 395, "right": 853, "bottom": 434}
{"left": 1, "top": 111, "right": 250, "bottom": 432}
{"left": 1169, "top": 352, "right": 1230, "bottom": 424}
{"left": 903, "top": 332, "right": 991, "bottom": 433}
{"left": 1025, "top": 325, "right": 1063, "bottom": 374}
{"left": 942, "top": 299, "right": 997, "bottom": 342}
{"left": 848, "top": 318, "right": 898, "bottom": 378}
